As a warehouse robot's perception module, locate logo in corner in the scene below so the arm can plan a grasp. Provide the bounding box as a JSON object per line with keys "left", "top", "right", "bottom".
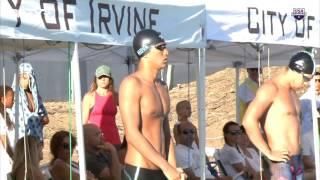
{"left": 292, "top": 8, "right": 306, "bottom": 20}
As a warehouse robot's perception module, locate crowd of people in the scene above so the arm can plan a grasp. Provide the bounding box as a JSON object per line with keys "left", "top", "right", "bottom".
{"left": 0, "top": 29, "right": 319, "bottom": 180}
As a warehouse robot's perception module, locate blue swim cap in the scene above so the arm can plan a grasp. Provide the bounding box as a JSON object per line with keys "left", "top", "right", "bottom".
{"left": 133, "top": 29, "right": 165, "bottom": 59}
{"left": 288, "top": 51, "right": 315, "bottom": 75}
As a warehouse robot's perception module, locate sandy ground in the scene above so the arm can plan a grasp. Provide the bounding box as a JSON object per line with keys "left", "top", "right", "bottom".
{"left": 41, "top": 67, "right": 294, "bottom": 165}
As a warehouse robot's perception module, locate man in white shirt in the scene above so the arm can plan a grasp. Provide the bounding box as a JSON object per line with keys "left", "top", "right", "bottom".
{"left": 175, "top": 121, "right": 228, "bottom": 179}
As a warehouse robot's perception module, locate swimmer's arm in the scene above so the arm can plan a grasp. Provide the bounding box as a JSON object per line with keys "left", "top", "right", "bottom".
{"left": 242, "top": 84, "right": 275, "bottom": 158}
{"left": 119, "top": 77, "right": 174, "bottom": 170}
{"left": 164, "top": 116, "right": 177, "bottom": 167}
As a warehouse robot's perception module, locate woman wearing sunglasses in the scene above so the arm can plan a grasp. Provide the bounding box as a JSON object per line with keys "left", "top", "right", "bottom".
{"left": 219, "top": 121, "right": 256, "bottom": 179}
{"left": 49, "top": 130, "right": 96, "bottom": 180}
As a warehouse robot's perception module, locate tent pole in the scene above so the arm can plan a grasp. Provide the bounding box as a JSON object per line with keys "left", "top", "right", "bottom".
{"left": 71, "top": 42, "right": 87, "bottom": 180}
{"left": 166, "top": 64, "right": 174, "bottom": 90}
{"left": 257, "top": 47, "right": 262, "bottom": 86}
{"left": 127, "top": 47, "right": 135, "bottom": 74}
{"left": 197, "top": 48, "right": 206, "bottom": 180}
{"left": 234, "top": 61, "right": 242, "bottom": 123}
{"left": 310, "top": 78, "right": 320, "bottom": 180}
{"left": 14, "top": 61, "right": 19, "bottom": 145}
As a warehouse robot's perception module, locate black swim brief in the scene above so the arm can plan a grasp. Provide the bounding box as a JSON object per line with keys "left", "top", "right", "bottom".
{"left": 122, "top": 164, "right": 167, "bottom": 180}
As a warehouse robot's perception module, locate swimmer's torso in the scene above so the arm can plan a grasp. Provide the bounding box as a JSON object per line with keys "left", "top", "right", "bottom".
{"left": 264, "top": 85, "right": 301, "bottom": 156}
{"left": 125, "top": 77, "right": 170, "bottom": 169}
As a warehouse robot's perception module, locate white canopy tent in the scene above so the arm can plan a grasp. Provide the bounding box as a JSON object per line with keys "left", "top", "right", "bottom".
{"left": 1, "top": 41, "right": 316, "bottom": 100}
{"left": 0, "top": 0, "right": 206, "bottom": 179}
{"left": 1, "top": 31, "right": 319, "bottom": 180}
{"left": 1, "top": 0, "right": 320, "bottom": 179}
{"left": 206, "top": 0, "right": 320, "bottom": 179}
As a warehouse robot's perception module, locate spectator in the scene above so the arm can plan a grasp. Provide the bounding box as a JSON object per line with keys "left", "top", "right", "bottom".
{"left": 238, "top": 67, "right": 261, "bottom": 121}
{"left": 300, "top": 67, "right": 320, "bottom": 135}
{"left": 82, "top": 65, "right": 121, "bottom": 149}
{"left": 10, "top": 135, "right": 44, "bottom": 180}
{"left": 173, "top": 100, "right": 199, "bottom": 146}
{"left": 175, "top": 121, "right": 231, "bottom": 180}
{"left": 173, "top": 100, "right": 219, "bottom": 176}
{"left": 0, "top": 85, "right": 15, "bottom": 179}
{"left": 219, "top": 121, "right": 255, "bottom": 179}
{"left": 9, "top": 62, "right": 49, "bottom": 143}
{"left": 84, "top": 124, "right": 121, "bottom": 180}
{"left": 49, "top": 130, "right": 96, "bottom": 180}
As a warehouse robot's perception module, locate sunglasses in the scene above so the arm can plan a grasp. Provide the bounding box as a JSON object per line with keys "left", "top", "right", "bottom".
{"left": 154, "top": 43, "right": 167, "bottom": 51}
{"left": 227, "top": 130, "right": 243, "bottom": 136}
{"left": 182, "top": 129, "right": 195, "bottom": 135}
{"left": 315, "top": 79, "right": 320, "bottom": 83}
{"left": 302, "top": 73, "right": 313, "bottom": 82}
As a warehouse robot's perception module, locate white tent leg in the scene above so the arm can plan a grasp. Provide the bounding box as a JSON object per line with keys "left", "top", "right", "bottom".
{"left": 127, "top": 47, "right": 135, "bottom": 74}
{"left": 14, "top": 63, "right": 19, "bottom": 145}
{"left": 71, "top": 42, "right": 87, "bottom": 180}
{"left": 197, "top": 48, "right": 206, "bottom": 180}
{"left": 310, "top": 79, "right": 320, "bottom": 180}
{"left": 233, "top": 61, "right": 242, "bottom": 123}
{"left": 166, "top": 64, "right": 174, "bottom": 90}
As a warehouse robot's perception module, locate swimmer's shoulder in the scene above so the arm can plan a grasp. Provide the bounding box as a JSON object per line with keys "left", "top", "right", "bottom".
{"left": 121, "top": 74, "right": 143, "bottom": 86}
{"left": 119, "top": 74, "right": 144, "bottom": 95}
{"left": 254, "top": 81, "right": 279, "bottom": 103}
{"left": 260, "top": 79, "right": 279, "bottom": 92}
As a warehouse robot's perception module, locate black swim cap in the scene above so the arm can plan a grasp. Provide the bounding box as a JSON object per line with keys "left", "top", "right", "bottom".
{"left": 288, "top": 51, "right": 315, "bottom": 75}
{"left": 133, "top": 29, "right": 165, "bottom": 59}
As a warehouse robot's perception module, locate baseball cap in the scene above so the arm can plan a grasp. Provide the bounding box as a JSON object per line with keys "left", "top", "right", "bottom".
{"left": 95, "top": 65, "right": 111, "bottom": 77}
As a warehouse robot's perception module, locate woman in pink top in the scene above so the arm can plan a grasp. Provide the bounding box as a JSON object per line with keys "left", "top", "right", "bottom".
{"left": 82, "top": 65, "right": 121, "bottom": 148}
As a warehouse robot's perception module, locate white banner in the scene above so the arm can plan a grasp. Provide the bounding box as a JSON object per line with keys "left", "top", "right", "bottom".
{"left": 206, "top": 0, "right": 320, "bottom": 48}
{"left": 0, "top": 0, "right": 205, "bottom": 48}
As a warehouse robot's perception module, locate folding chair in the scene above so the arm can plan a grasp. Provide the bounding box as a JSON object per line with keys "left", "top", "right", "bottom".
{"left": 213, "top": 149, "right": 228, "bottom": 176}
